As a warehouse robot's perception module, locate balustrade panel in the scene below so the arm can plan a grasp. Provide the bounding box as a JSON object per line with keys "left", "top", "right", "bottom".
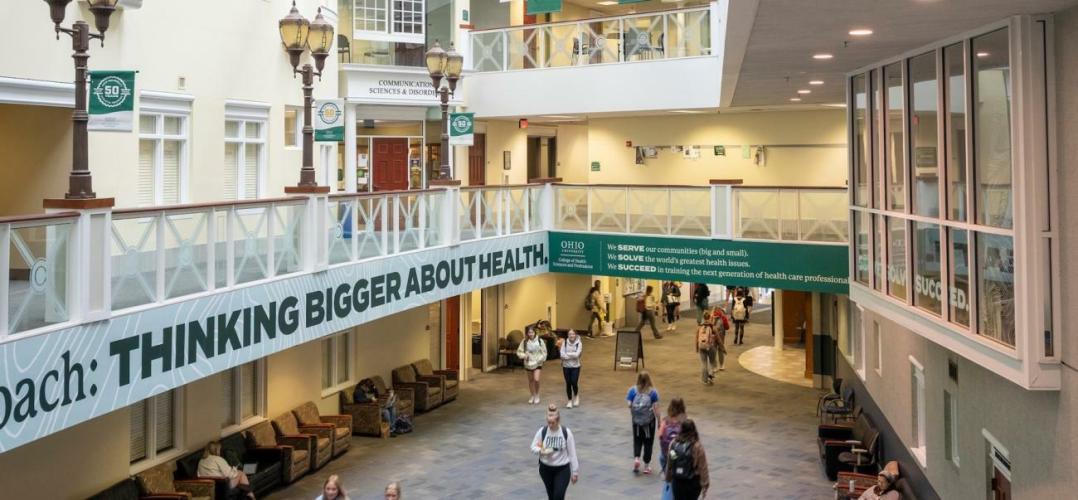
{"left": 5, "top": 220, "right": 72, "bottom": 333}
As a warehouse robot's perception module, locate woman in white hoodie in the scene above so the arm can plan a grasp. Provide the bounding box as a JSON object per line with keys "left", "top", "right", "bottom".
{"left": 531, "top": 404, "right": 580, "bottom": 500}
{"left": 517, "top": 328, "right": 548, "bottom": 404}
{"left": 559, "top": 329, "right": 583, "bottom": 408}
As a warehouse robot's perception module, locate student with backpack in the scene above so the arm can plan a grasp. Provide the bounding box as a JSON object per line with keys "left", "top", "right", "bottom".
{"left": 665, "top": 419, "right": 709, "bottom": 500}
{"left": 560, "top": 329, "right": 583, "bottom": 408}
{"left": 730, "top": 289, "right": 751, "bottom": 345}
{"left": 658, "top": 398, "right": 688, "bottom": 500}
{"left": 531, "top": 404, "right": 580, "bottom": 500}
{"left": 692, "top": 284, "right": 710, "bottom": 325}
{"left": 585, "top": 281, "right": 606, "bottom": 337}
{"left": 695, "top": 311, "right": 727, "bottom": 385}
{"left": 626, "top": 370, "right": 661, "bottom": 474}
{"left": 635, "top": 286, "right": 664, "bottom": 339}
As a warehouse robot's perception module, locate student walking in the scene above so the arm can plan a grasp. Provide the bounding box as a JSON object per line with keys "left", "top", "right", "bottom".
{"left": 692, "top": 283, "right": 710, "bottom": 325}
{"left": 560, "top": 329, "right": 583, "bottom": 408}
{"left": 626, "top": 371, "right": 661, "bottom": 474}
{"left": 518, "top": 328, "right": 548, "bottom": 404}
{"left": 531, "top": 404, "right": 580, "bottom": 500}
{"left": 316, "top": 475, "right": 349, "bottom": 500}
{"left": 661, "top": 281, "right": 681, "bottom": 332}
{"left": 586, "top": 280, "right": 606, "bottom": 337}
{"left": 665, "top": 419, "right": 709, "bottom": 500}
{"left": 695, "top": 312, "right": 727, "bottom": 385}
{"left": 658, "top": 398, "right": 688, "bottom": 500}
{"left": 730, "top": 289, "right": 751, "bottom": 345}
{"left": 711, "top": 307, "right": 730, "bottom": 371}
{"left": 636, "top": 286, "right": 664, "bottom": 339}
{"left": 384, "top": 482, "right": 401, "bottom": 500}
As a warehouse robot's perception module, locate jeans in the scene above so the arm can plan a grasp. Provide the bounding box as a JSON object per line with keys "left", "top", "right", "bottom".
{"left": 734, "top": 320, "right": 746, "bottom": 343}
{"left": 538, "top": 462, "right": 572, "bottom": 500}
{"left": 636, "top": 311, "right": 661, "bottom": 338}
{"left": 382, "top": 405, "right": 398, "bottom": 429}
{"left": 632, "top": 418, "right": 656, "bottom": 463}
{"left": 563, "top": 366, "right": 580, "bottom": 400}
{"left": 698, "top": 348, "right": 717, "bottom": 382}
{"left": 665, "top": 304, "right": 678, "bottom": 323}
{"left": 695, "top": 304, "right": 708, "bottom": 325}
{"left": 672, "top": 478, "right": 702, "bottom": 500}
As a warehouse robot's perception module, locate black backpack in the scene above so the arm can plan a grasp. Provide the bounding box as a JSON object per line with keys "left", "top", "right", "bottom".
{"left": 669, "top": 439, "right": 696, "bottom": 480}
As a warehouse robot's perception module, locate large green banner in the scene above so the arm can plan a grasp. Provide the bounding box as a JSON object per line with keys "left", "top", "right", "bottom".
{"left": 549, "top": 232, "right": 849, "bottom": 294}
{"left": 527, "top": 0, "right": 562, "bottom": 15}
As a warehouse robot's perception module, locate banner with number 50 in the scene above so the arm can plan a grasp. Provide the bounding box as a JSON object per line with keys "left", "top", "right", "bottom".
{"left": 88, "top": 70, "right": 135, "bottom": 132}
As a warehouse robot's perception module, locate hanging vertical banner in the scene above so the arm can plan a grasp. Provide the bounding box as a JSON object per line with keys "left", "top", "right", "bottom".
{"left": 88, "top": 70, "right": 135, "bottom": 132}
{"left": 449, "top": 112, "right": 474, "bottom": 146}
{"left": 527, "top": 0, "right": 562, "bottom": 15}
{"left": 314, "top": 99, "right": 345, "bottom": 141}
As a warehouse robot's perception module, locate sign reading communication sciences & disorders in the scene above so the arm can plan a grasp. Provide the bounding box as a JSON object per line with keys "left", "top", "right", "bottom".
{"left": 314, "top": 99, "right": 345, "bottom": 141}
{"left": 88, "top": 70, "right": 135, "bottom": 132}
{"left": 549, "top": 232, "right": 849, "bottom": 294}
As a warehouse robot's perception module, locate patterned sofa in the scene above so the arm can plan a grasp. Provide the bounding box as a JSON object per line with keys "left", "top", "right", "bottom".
{"left": 412, "top": 358, "right": 459, "bottom": 403}
{"left": 272, "top": 411, "right": 332, "bottom": 471}
{"left": 171, "top": 431, "right": 284, "bottom": 498}
{"left": 89, "top": 477, "right": 190, "bottom": 500}
{"left": 245, "top": 420, "right": 310, "bottom": 484}
{"left": 340, "top": 376, "right": 415, "bottom": 436}
{"left": 393, "top": 364, "right": 443, "bottom": 412}
{"left": 134, "top": 461, "right": 216, "bottom": 500}
{"left": 292, "top": 401, "right": 352, "bottom": 457}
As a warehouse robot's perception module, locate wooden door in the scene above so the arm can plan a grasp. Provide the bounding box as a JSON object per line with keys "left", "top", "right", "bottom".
{"left": 372, "top": 138, "right": 409, "bottom": 191}
{"left": 445, "top": 296, "right": 461, "bottom": 370}
{"left": 991, "top": 467, "right": 1011, "bottom": 500}
{"left": 468, "top": 133, "right": 486, "bottom": 186}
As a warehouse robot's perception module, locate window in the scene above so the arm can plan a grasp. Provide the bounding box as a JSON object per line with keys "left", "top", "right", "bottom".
{"left": 944, "top": 43, "right": 968, "bottom": 223}
{"left": 910, "top": 51, "right": 940, "bottom": 217}
{"left": 138, "top": 113, "right": 188, "bottom": 206}
{"left": 322, "top": 331, "right": 354, "bottom": 391}
{"left": 224, "top": 120, "right": 265, "bottom": 200}
{"left": 976, "top": 234, "right": 1014, "bottom": 346}
{"left": 912, "top": 222, "right": 942, "bottom": 315}
{"left": 351, "top": 0, "right": 424, "bottom": 43}
{"left": 972, "top": 28, "right": 1012, "bottom": 229}
{"left": 873, "top": 215, "right": 885, "bottom": 292}
{"left": 851, "top": 305, "right": 865, "bottom": 378}
{"left": 910, "top": 357, "right": 926, "bottom": 466}
{"left": 130, "top": 390, "right": 181, "bottom": 465}
{"left": 854, "top": 211, "right": 870, "bottom": 285}
{"left": 873, "top": 322, "right": 883, "bottom": 376}
{"left": 884, "top": 62, "right": 905, "bottom": 211}
{"left": 221, "top": 361, "right": 264, "bottom": 430}
{"left": 948, "top": 229, "right": 971, "bottom": 326}
{"left": 887, "top": 217, "right": 907, "bottom": 300}
{"left": 944, "top": 390, "right": 959, "bottom": 466}
{"left": 284, "top": 107, "right": 300, "bottom": 148}
{"left": 853, "top": 73, "right": 870, "bottom": 207}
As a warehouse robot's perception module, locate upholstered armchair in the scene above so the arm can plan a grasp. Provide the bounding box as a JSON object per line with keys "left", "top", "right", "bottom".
{"left": 134, "top": 461, "right": 216, "bottom": 500}
{"left": 818, "top": 413, "right": 880, "bottom": 480}
{"left": 412, "top": 358, "right": 459, "bottom": 403}
{"left": 393, "top": 364, "right": 442, "bottom": 412}
{"left": 245, "top": 420, "right": 310, "bottom": 484}
{"left": 273, "top": 411, "right": 332, "bottom": 471}
{"left": 372, "top": 375, "right": 414, "bottom": 418}
{"left": 292, "top": 401, "right": 352, "bottom": 457}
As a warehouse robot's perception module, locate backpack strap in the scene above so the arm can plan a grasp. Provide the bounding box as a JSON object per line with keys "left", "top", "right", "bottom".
{"left": 541, "top": 426, "right": 548, "bottom": 441}
{"left": 562, "top": 426, "right": 569, "bottom": 441}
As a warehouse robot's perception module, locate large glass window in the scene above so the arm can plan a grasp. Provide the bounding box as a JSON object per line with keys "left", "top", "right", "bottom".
{"left": 853, "top": 74, "right": 870, "bottom": 207}
{"left": 884, "top": 63, "right": 905, "bottom": 211}
{"left": 972, "top": 29, "right": 1013, "bottom": 229}
{"left": 948, "top": 229, "right": 971, "bottom": 326}
{"left": 221, "top": 361, "right": 264, "bottom": 430}
{"left": 870, "top": 70, "right": 881, "bottom": 210}
{"left": 976, "top": 234, "right": 1014, "bottom": 346}
{"left": 321, "top": 331, "right": 355, "bottom": 391}
{"left": 887, "top": 217, "right": 907, "bottom": 300}
{"left": 349, "top": 0, "right": 423, "bottom": 43}
{"left": 913, "top": 222, "right": 942, "bottom": 315}
{"left": 944, "top": 43, "right": 967, "bottom": 222}
{"left": 910, "top": 52, "right": 940, "bottom": 217}
{"left": 854, "top": 211, "right": 870, "bottom": 285}
{"left": 873, "top": 215, "right": 885, "bottom": 292}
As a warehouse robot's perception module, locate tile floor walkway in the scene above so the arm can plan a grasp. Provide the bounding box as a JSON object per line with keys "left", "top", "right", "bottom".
{"left": 738, "top": 345, "right": 813, "bottom": 388}
{"left": 272, "top": 309, "right": 834, "bottom": 499}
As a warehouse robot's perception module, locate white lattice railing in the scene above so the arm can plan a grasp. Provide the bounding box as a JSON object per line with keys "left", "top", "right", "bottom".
{"left": 553, "top": 184, "right": 716, "bottom": 238}
{"left": 732, "top": 187, "right": 848, "bottom": 243}
{"left": 470, "top": 4, "right": 713, "bottom": 72}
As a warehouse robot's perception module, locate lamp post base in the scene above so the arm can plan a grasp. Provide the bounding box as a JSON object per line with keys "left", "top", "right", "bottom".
{"left": 43, "top": 197, "right": 115, "bottom": 210}
{"left": 284, "top": 185, "right": 331, "bottom": 194}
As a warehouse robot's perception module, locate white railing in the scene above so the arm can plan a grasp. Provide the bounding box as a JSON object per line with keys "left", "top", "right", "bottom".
{"left": 0, "top": 181, "right": 847, "bottom": 340}
{"left": 470, "top": 5, "right": 713, "bottom": 72}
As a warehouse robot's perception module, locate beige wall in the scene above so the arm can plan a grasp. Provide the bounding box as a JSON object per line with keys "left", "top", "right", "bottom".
{"left": 0, "top": 104, "right": 72, "bottom": 216}
{"left": 503, "top": 272, "right": 558, "bottom": 331}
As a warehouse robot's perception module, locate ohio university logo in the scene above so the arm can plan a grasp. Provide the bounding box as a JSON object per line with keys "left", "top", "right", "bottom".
{"left": 317, "top": 101, "right": 342, "bottom": 125}
{"left": 91, "top": 75, "right": 131, "bottom": 108}
{"left": 451, "top": 114, "right": 471, "bottom": 134}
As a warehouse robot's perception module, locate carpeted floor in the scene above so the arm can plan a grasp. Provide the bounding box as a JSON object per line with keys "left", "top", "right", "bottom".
{"left": 271, "top": 308, "right": 833, "bottom": 499}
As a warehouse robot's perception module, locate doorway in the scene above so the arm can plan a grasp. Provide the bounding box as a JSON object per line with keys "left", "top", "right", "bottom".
{"left": 372, "top": 138, "right": 409, "bottom": 191}
{"left": 468, "top": 133, "right": 486, "bottom": 186}
{"left": 444, "top": 296, "right": 460, "bottom": 370}
{"left": 989, "top": 443, "right": 1012, "bottom": 500}
{"left": 526, "top": 136, "right": 557, "bottom": 180}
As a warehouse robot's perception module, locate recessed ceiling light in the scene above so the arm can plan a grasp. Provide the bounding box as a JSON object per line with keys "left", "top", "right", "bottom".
{"left": 809, "top": 80, "right": 824, "bottom": 85}
{"left": 597, "top": 1, "right": 617, "bottom": 5}
{"left": 669, "top": 110, "right": 705, "bottom": 114}
{"left": 797, "top": 89, "right": 811, "bottom": 94}
{"left": 813, "top": 53, "right": 834, "bottom": 60}
{"left": 823, "top": 103, "right": 847, "bottom": 108}
{"left": 790, "top": 98, "right": 802, "bottom": 102}
{"left": 976, "top": 51, "right": 990, "bottom": 58}
{"left": 542, "top": 115, "right": 577, "bottom": 119}
{"left": 849, "top": 29, "right": 874, "bottom": 36}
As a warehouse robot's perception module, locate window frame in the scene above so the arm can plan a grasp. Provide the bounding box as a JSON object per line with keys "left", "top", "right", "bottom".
{"left": 352, "top": 0, "right": 425, "bottom": 44}
{"left": 909, "top": 355, "right": 926, "bottom": 466}
{"left": 944, "top": 389, "right": 960, "bottom": 467}
{"left": 284, "top": 105, "right": 302, "bottom": 149}
{"left": 873, "top": 321, "right": 883, "bottom": 376}
{"left": 321, "top": 330, "right": 356, "bottom": 396}
{"left": 223, "top": 119, "right": 267, "bottom": 200}
{"left": 129, "top": 388, "right": 185, "bottom": 473}
{"left": 137, "top": 112, "right": 189, "bottom": 207}
{"left": 220, "top": 360, "right": 267, "bottom": 435}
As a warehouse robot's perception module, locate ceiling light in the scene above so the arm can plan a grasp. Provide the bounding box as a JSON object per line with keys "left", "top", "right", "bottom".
{"left": 669, "top": 110, "right": 705, "bottom": 114}
{"left": 597, "top": 1, "right": 617, "bottom": 4}
{"left": 789, "top": 98, "right": 802, "bottom": 102}
{"left": 809, "top": 80, "right": 824, "bottom": 85}
{"left": 797, "top": 89, "right": 811, "bottom": 94}
{"left": 823, "top": 103, "right": 847, "bottom": 108}
{"left": 813, "top": 53, "right": 834, "bottom": 60}
{"left": 976, "top": 51, "right": 990, "bottom": 58}
{"left": 542, "top": 115, "right": 578, "bottom": 119}
{"left": 849, "top": 29, "right": 873, "bottom": 36}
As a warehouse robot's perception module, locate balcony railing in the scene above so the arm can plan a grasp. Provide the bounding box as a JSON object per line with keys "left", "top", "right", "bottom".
{"left": 470, "top": 5, "right": 713, "bottom": 72}
{"left": 0, "top": 181, "right": 845, "bottom": 340}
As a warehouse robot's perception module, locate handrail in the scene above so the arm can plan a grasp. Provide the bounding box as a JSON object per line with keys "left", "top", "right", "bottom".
{"left": 469, "top": 5, "right": 710, "bottom": 33}
{"left": 552, "top": 183, "right": 711, "bottom": 189}
{"left": 112, "top": 196, "right": 305, "bottom": 216}
{"left": 460, "top": 183, "right": 541, "bottom": 190}
{"left": 733, "top": 185, "right": 847, "bottom": 191}
{"left": 0, "top": 211, "right": 80, "bottom": 224}
{"left": 328, "top": 187, "right": 448, "bottom": 199}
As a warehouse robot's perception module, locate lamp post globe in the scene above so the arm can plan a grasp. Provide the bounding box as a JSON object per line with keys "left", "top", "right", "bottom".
{"left": 308, "top": 7, "right": 334, "bottom": 73}
{"left": 44, "top": 0, "right": 73, "bottom": 27}
{"left": 445, "top": 42, "right": 463, "bottom": 92}
{"left": 425, "top": 40, "right": 447, "bottom": 88}
{"left": 279, "top": 1, "right": 310, "bottom": 70}
{"left": 85, "top": 0, "right": 119, "bottom": 34}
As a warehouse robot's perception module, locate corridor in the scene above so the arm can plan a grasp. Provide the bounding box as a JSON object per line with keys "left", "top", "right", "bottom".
{"left": 275, "top": 307, "right": 832, "bottom": 499}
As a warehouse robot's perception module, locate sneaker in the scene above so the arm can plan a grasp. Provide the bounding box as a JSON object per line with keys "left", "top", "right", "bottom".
{"left": 573, "top": 396, "right": 580, "bottom": 407}
{"left": 720, "top": 365, "right": 726, "bottom": 371}
{"left": 643, "top": 465, "right": 653, "bottom": 475}
{"left": 566, "top": 401, "right": 574, "bottom": 409}
{"left": 633, "top": 458, "right": 641, "bottom": 474}
{"left": 654, "top": 334, "right": 664, "bottom": 340}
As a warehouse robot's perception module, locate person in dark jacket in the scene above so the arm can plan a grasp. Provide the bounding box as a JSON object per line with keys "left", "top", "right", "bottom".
{"left": 692, "top": 284, "right": 710, "bottom": 325}
{"left": 665, "top": 419, "right": 709, "bottom": 500}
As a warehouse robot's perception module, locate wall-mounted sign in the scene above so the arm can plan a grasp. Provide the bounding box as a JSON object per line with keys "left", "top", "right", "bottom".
{"left": 591, "top": 161, "right": 601, "bottom": 172}
{"left": 527, "top": 0, "right": 562, "bottom": 14}
{"left": 449, "top": 112, "right": 474, "bottom": 146}
{"left": 714, "top": 145, "right": 725, "bottom": 156}
{"left": 343, "top": 68, "right": 462, "bottom": 105}
{"left": 314, "top": 99, "right": 345, "bottom": 141}
{"left": 88, "top": 70, "right": 135, "bottom": 132}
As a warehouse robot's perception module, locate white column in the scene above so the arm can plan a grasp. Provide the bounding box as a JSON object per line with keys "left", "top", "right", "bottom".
{"left": 344, "top": 103, "right": 358, "bottom": 193}
{"left": 773, "top": 289, "right": 784, "bottom": 351}
{"left": 538, "top": 182, "right": 556, "bottom": 230}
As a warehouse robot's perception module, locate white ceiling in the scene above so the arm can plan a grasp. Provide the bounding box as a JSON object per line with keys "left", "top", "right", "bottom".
{"left": 725, "top": 0, "right": 1078, "bottom": 107}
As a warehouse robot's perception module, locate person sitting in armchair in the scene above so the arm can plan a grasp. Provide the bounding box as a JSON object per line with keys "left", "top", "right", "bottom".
{"left": 858, "top": 463, "right": 901, "bottom": 500}
{"left": 353, "top": 379, "right": 401, "bottom": 437}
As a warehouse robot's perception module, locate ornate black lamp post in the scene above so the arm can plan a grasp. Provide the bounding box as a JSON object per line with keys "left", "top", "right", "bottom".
{"left": 425, "top": 41, "right": 463, "bottom": 181}
{"left": 43, "top": 0, "right": 119, "bottom": 203}
{"left": 279, "top": 2, "right": 334, "bottom": 192}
